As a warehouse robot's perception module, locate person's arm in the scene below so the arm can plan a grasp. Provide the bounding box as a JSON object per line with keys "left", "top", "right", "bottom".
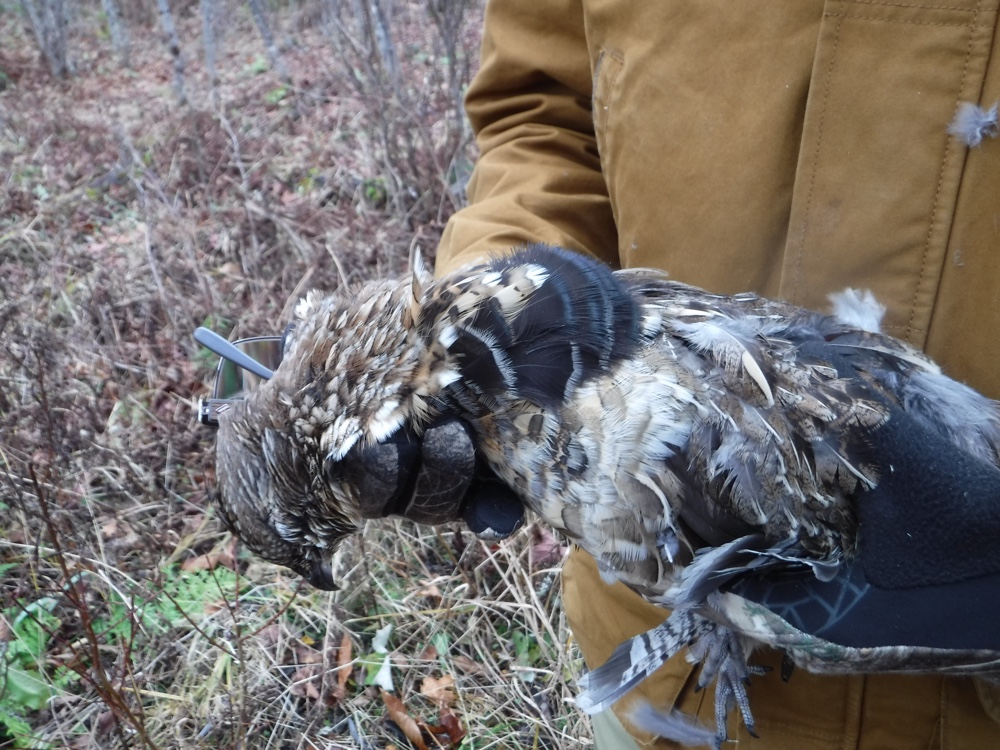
{"left": 436, "top": 0, "right": 618, "bottom": 274}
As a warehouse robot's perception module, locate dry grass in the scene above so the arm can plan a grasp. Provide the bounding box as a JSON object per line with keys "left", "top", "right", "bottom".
{"left": 0, "top": 1, "right": 590, "bottom": 747}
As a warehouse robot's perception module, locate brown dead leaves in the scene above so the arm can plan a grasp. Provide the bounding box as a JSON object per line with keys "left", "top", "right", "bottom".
{"left": 259, "top": 627, "right": 469, "bottom": 747}
{"left": 285, "top": 632, "right": 354, "bottom": 705}
{"left": 419, "top": 675, "right": 457, "bottom": 708}
{"left": 180, "top": 537, "right": 237, "bottom": 573}
{"left": 379, "top": 673, "right": 466, "bottom": 750}
{"left": 381, "top": 691, "right": 427, "bottom": 749}
{"left": 333, "top": 632, "right": 353, "bottom": 702}
{"left": 269, "top": 624, "right": 469, "bottom": 748}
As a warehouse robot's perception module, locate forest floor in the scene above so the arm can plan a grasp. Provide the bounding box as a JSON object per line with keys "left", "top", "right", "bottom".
{"left": 0, "top": 1, "right": 590, "bottom": 747}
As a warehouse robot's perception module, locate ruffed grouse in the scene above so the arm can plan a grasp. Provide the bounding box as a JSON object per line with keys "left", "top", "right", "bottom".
{"left": 207, "top": 245, "right": 1000, "bottom": 748}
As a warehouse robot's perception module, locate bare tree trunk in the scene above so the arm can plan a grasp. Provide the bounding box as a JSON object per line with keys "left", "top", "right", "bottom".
{"left": 350, "top": 0, "right": 368, "bottom": 44}
{"left": 200, "top": 0, "right": 220, "bottom": 104}
{"left": 319, "top": 0, "right": 341, "bottom": 39}
{"left": 100, "top": 0, "right": 130, "bottom": 68}
{"left": 246, "top": 0, "right": 290, "bottom": 84}
{"left": 426, "top": 0, "right": 469, "bottom": 142}
{"left": 369, "top": 0, "right": 399, "bottom": 96}
{"left": 21, "top": 0, "right": 73, "bottom": 78}
{"left": 155, "top": 0, "right": 187, "bottom": 105}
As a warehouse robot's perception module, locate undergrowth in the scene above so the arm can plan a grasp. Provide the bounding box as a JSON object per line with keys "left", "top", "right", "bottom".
{"left": 0, "top": 1, "right": 590, "bottom": 747}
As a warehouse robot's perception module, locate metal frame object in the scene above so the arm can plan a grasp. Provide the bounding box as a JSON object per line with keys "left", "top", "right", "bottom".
{"left": 194, "top": 327, "right": 283, "bottom": 426}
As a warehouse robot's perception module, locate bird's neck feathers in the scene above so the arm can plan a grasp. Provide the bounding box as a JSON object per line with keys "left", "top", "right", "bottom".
{"left": 414, "top": 245, "right": 644, "bottom": 411}
{"left": 277, "top": 280, "right": 432, "bottom": 463}
{"left": 272, "top": 245, "right": 646, "bottom": 465}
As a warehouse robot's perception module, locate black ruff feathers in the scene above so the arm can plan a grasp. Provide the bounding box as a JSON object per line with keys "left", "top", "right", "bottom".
{"left": 454, "top": 245, "right": 641, "bottom": 406}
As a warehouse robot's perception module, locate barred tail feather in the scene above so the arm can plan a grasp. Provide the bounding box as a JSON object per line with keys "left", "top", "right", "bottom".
{"left": 576, "top": 611, "right": 714, "bottom": 714}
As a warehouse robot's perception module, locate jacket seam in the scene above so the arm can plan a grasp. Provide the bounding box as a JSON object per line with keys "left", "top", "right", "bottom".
{"left": 824, "top": 11, "right": 994, "bottom": 26}
{"left": 593, "top": 48, "right": 624, "bottom": 143}
{"left": 842, "top": 675, "right": 865, "bottom": 750}
{"left": 904, "top": 0, "right": 980, "bottom": 340}
{"left": 749, "top": 718, "right": 854, "bottom": 744}
{"left": 844, "top": 0, "right": 987, "bottom": 12}
{"left": 941, "top": 676, "right": 951, "bottom": 749}
{"left": 790, "top": 15, "right": 844, "bottom": 301}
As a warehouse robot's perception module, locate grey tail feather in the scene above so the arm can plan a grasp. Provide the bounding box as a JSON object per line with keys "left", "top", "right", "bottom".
{"left": 666, "top": 534, "right": 769, "bottom": 609}
{"left": 749, "top": 547, "right": 841, "bottom": 582}
{"left": 667, "top": 535, "right": 841, "bottom": 610}
{"left": 625, "top": 701, "right": 717, "bottom": 748}
{"left": 576, "top": 611, "right": 713, "bottom": 714}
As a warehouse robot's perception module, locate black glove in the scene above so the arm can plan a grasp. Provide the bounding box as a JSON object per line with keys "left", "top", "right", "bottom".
{"left": 337, "top": 417, "right": 524, "bottom": 540}
{"left": 728, "top": 404, "right": 1000, "bottom": 653}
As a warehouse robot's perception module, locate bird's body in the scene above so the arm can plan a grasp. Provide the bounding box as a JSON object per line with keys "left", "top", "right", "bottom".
{"left": 215, "top": 246, "right": 1000, "bottom": 747}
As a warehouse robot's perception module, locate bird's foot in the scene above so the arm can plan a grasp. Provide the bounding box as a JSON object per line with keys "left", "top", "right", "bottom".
{"left": 690, "top": 626, "right": 767, "bottom": 748}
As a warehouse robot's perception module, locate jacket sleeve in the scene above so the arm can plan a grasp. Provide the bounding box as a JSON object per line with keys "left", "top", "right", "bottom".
{"left": 435, "top": 0, "right": 619, "bottom": 275}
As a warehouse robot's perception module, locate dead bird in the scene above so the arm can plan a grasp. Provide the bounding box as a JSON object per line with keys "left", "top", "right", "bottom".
{"left": 205, "top": 245, "right": 1000, "bottom": 748}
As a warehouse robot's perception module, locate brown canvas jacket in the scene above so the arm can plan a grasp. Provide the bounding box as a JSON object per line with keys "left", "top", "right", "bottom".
{"left": 437, "top": 0, "right": 1000, "bottom": 746}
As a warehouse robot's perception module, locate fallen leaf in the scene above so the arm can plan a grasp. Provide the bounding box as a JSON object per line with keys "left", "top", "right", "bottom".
{"left": 293, "top": 643, "right": 321, "bottom": 665}
{"left": 372, "top": 624, "right": 393, "bottom": 653}
{"left": 420, "top": 675, "right": 456, "bottom": 709}
{"left": 380, "top": 690, "right": 428, "bottom": 750}
{"left": 373, "top": 654, "right": 394, "bottom": 692}
{"left": 255, "top": 624, "right": 281, "bottom": 648}
{"left": 289, "top": 666, "right": 321, "bottom": 701}
{"left": 95, "top": 709, "right": 116, "bottom": 735}
{"left": 181, "top": 539, "right": 236, "bottom": 573}
{"left": 437, "top": 708, "right": 467, "bottom": 746}
{"left": 451, "top": 654, "right": 484, "bottom": 675}
{"left": 416, "top": 581, "right": 442, "bottom": 603}
{"left": 202, "top": 599, "right": 227, "bottom": 616}
{"left": 422, "top": 707, "right": 466, "bottom": 749}
{"left": 333, "top": 632, "right": 352, "bottom": 700}
{"left": 180, "top": 554, "right": 214, "bottom": 572}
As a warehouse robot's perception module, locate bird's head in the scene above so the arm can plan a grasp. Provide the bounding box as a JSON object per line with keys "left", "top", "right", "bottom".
{"left": 212, "top": 258, "right": 442, "bottom": 589}
{"left": 215, "top": 394, "right": 358, "bottom": 590}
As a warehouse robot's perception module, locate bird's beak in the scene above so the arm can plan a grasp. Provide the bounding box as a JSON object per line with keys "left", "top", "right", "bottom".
{"left": 306, "top": 559, "right": 338, "bottom": 591}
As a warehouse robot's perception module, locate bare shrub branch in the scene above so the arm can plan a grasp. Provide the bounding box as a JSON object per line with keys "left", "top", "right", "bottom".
{"left": 246, "top": 0, "right": 292, "bottom": 86}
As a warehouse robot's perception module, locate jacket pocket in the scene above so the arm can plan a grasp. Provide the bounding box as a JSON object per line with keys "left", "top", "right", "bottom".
{"left": 781, "top": 0, "right": 1000, "bottom": 346}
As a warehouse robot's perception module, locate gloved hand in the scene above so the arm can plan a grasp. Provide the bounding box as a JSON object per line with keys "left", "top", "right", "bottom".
{"left": 339, "top": 416, "right": 525, "bottom": 540}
